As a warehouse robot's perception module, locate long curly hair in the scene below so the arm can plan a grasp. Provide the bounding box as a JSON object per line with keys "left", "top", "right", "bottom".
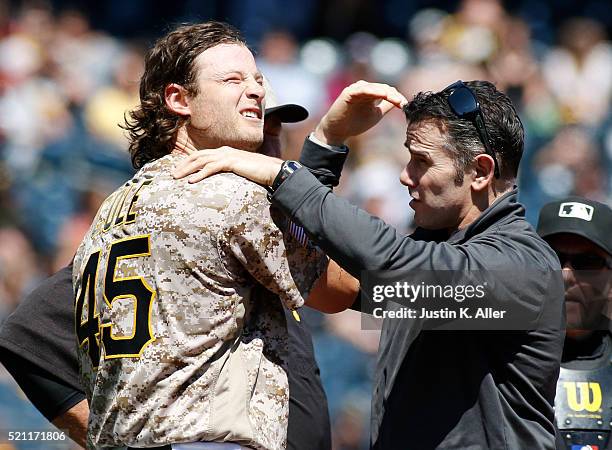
{"left": 122, "top": 22, "right": 246, "bottom": 169}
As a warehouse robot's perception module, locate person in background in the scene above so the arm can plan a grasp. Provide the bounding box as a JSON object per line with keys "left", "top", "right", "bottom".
{"left": 537, "top": 196, "right": 612, "bottom": 450}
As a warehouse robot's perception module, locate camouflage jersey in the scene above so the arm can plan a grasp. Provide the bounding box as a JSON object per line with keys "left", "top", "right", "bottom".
{"left": 73, "top": 153, "right": 328, "bottom": 449}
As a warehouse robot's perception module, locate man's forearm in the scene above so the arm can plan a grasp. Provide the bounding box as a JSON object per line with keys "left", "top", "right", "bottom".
{"left": 52, "top": 399, "right": 88, "bottom": 448}
{"left": 306, "top": 259, "right": 359, "bottom": 313}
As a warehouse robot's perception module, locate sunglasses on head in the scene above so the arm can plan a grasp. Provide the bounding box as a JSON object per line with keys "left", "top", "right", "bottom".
{"left": 443, "top": 80, "right": 500, "bottom": 178}
{"left": 554, "top": 251, "right": 612, "bottom": 271}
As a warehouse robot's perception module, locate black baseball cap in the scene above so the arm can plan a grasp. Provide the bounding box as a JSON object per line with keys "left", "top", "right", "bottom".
{"left": 537, "top": 196, "right": 612, "bottom": 255}
{"left": 264, "top": 104, "right": 308, "bottom": 123}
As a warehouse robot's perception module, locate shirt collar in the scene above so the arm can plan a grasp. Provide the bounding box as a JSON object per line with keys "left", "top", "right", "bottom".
{"left": 412, "top": 187, "right": 521, "bottom": 244}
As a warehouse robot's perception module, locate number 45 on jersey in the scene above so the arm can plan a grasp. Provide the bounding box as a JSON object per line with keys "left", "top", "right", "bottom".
{"left": 75, "top": 235, "right": 156, "bottom": 368}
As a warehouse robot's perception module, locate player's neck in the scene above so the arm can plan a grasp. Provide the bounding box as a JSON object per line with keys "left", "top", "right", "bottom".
{"left": 172, "top": 127, "right": 201, "bottom": 156}
{"left": 172, "top": 126, "right": 228, "bottom": 156}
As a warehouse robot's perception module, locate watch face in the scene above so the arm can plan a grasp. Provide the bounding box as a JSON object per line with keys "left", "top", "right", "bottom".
{"left": 272, "top": 161, "right": 302, "bottom": 192}
{"left": 286, "top": 161, "right": 302, "bottom": 172}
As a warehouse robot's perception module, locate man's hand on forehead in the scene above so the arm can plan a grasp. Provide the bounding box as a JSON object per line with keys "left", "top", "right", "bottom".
{"left": 314, "top": 80, "right": 408, "bottom": 146}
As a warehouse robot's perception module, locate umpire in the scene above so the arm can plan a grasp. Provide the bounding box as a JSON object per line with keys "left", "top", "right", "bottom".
{"left": 174, "top": 79, "right": 567, "bottom": 449}
{"left": 537, "top": 197, "right": 612, "bottom": 450}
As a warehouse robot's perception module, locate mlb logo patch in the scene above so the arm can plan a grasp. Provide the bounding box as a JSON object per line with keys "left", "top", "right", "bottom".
{"left": 571, "top": 445, "right": 599, "bottom": 450}
{"left": 559, "top": 202, "right": 594, "bottom": 221}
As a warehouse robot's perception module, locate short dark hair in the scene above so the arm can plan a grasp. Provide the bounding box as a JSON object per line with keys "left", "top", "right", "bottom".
{"left": 123, "top": 21, "right": 246, "bottom": 169}
{"left": 403, "top": 80, "right": 524, "bottom": 182}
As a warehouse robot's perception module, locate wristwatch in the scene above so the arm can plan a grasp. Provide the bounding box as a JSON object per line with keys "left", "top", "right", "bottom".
{"left": 269, "top": 160, "right": 303, "bottom": 193}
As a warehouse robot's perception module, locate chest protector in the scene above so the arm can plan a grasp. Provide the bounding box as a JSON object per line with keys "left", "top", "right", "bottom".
{"left": 555, "top": 361, "right": 612, "bottom": 449}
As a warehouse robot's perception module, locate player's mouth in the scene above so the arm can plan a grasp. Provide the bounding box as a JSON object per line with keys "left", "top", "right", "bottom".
{"left": 240, "top": 108, "right": 262, "bottom": 122}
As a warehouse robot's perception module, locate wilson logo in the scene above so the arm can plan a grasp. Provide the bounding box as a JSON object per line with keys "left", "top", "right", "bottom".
{"left": 562, "top": 382, "right": 602, "bottom": 412}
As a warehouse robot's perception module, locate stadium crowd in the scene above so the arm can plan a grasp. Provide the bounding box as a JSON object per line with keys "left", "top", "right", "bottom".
{"left": 0, "top": 0, "right": 611, "bottom": 448}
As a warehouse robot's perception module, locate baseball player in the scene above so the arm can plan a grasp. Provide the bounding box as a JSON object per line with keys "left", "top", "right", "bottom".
{"left": 72, "top": 21, "right": 356, "bottom": 450}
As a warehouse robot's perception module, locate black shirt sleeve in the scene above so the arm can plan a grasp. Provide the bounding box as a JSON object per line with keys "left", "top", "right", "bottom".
{"left": 0, "top": 347, "right": 85, "bottom": 420}
{"left": 298, "top": 137, "right": 349, "bottom": 188}
{"left": 0, "top": 263, "right": 85, "bottom": 420}
{"left": 271, "top": 167, "right": 462, "bottom": 277}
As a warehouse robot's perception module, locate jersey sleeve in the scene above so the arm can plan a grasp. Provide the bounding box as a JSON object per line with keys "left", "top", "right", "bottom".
{"left": 222, "top": 182, "right": 328, "bottom": 310}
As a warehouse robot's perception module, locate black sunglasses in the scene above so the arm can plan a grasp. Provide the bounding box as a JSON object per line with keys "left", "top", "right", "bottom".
{"left": 443, "top": 80, "right": 500, "bottom": 178}
{"left": 554, "top": 251, "right": 612, "bottom": 271}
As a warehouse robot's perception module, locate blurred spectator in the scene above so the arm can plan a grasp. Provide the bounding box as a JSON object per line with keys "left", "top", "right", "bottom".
{"left": 50, "top": 9, "right": 122, "bottom": 108}
{"left": 439, "top": 0, "right": 506, "bottom": 65}
{"left": 542, "top": 18, "right": 612, "bottom": 126}
{"left": 0, "top": 227, "right": 41, "bottom": 320}
{"left": 0, "top": 2, "right": 69, "bottom": 174}
{"left": 84, "top": 45, "right": 143, "bottom": 148}
{"left": 534, "top": 126, "right": 607, "bottom": 200}
{"left": 488, "top": 16, "right": 539, "bottom": 105}
{"left": 258, "top": 30, "right": 325, "bottom": 115}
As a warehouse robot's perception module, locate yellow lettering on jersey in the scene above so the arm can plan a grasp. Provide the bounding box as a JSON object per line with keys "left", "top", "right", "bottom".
{"left": 92, "top": 191, "right": 117, "bottom": 237}
{"left": 563, "top": 381, "right": 602, "bottom": 412}
{"left": 125, "top": 179, "right": 152, "bottom": 224}
{"left": 92, "top": 179, "right": 152, "bottom": 239}
{"left": 103, "top": 188, "right": 130, "bottom": 232}
{"left": 112, "top": 185, "right": 135, "bottom": 227}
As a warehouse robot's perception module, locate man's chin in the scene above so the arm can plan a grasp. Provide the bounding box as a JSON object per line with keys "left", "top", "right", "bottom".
{"left": 413, "top": 211, "right": 452, "bottom": 231}
{"left": 233, "top": 136, "right": 264, "bottom": 152}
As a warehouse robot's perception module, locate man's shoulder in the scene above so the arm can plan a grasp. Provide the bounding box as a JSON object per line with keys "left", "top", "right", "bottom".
{"left": 137, "top": 157, "right": 268, "bottom": 215}
{"left": 142, "top": 155, "right": 255, "bottom": 191}
{"left": 463, "top": 198, "right": 560, "bottom": 269}
{"left": 496, "top": 214, "right": 560, "bottom": 268}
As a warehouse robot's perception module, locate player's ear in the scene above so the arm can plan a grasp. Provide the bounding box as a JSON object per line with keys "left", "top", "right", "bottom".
{"left": 165, "top": 83, "right": 191, "bottom": 116}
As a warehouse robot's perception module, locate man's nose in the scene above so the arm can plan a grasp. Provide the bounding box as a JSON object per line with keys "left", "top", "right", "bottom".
{"left": 246, "top": 79, "right": 265, "bottom": 101}
{"left": 399, "top": 166, "right": 416, "bottom": 188}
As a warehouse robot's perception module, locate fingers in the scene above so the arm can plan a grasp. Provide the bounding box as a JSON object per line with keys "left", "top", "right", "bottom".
{"left": 172, "top": 150, "right": 225, "bottom": 180}
{"left": 173, "top": 154, "right": 210, "bottom": 179}
{"left": 345, "top": 80, "right": 408, "bottom": 109}
{"left": 376, "top": 99, "right": 397, "bottom": 116}
{"left": 186, "top": 161, "right": 227, "bottom": 183}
